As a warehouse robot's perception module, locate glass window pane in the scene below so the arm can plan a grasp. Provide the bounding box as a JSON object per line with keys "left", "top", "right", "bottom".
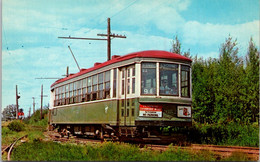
{"left": 65, "top": 85, "right": 69, "bottom": 92}
{"left": 127, "top": 69, "right": 130, "bottom": 77}
{"left": 113, "top": 69, "right": 117, "bottom": 97}
{"left": 93, "top": 75, "right": 97, "bottom": 84}
{"left": 182, "top": 65, "right": 190, "bottom": 71}
{"left": 87, "top": 86, "right": 91, "bottom": 93}
{"left": 73, "top": 82, "right": 77, "bottom": 90}
{"left": 93, "top": 85, "right": 97, "bottom": 92}
{"left": 181, "top": 65, "right": 190, "bottom": 97}
{"left": 127, "top": 79, "right": 130, "bottom": 94}
{"left": 141, "top": 63, "right": 156, "bottom": 95}
{"left": 70, "top": 83, "right": 73, "bottom": 91}
{"left": 82, "top": 88, "right": 86, "bottom": 95}
{"left": 159, "top": 63, "right": 178, "bottom": 95}
{"left": 77, "top": 80, "right": 82, "bottom": 89}
{"left": 87, "top": 77, "right": 92, "bottom": 86}
{"left": 98, "top": 73, "right": 103, "bottom": 84}
{"left": 122, "top": 80, "right": 125, "bottom": 95}
{"left": 132, "top": 78, "right": 135, "bottom": 94}
{"left": 105, "top": 82, "right": 110, "bottom": 90}
{"left": 82, "top": 79, "right": 86, "bottom": 88}
{"left": 99, "top": 83, "right": 103, "bottom": 90}
{"left": 105, "top": 71, "right": 110, "bottom": 82}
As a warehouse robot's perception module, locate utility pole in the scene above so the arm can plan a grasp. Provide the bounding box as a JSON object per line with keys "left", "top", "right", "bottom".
{"left": 66, "top": 66, "right": 69, "bottom": 77}
{"left": 40, "top": 84, "right": 48, "bottom": 120}
{"left": 32, "top": 97, "right": 36, "bottom": 114}
{"left": 107, "top": 18, "right": 111, "bottom": 61}
{"left": 16, "top": 85, "right": 20, "bottom": 119}
{"left": 58, "top": 18, "right": 126, "bottom": 61}
{"left": 29, "top": 107, "right": 31, "bottom": 118}
{"left": 97, "top": 18, "right": 127, "bottom": 61}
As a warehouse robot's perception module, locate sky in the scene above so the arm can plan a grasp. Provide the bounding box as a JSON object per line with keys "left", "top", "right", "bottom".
{"left": 2, "top": 0, "right": 259, "bottom": 117}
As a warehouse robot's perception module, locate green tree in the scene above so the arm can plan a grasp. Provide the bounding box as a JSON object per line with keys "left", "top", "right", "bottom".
{"left": 192, "top": 56, "right": 218, "bottom": 123}
{"left": 170, "top": 35, "right": 181, "bottom": 54}
{"left": 244, "top": 37, "right": 259, "bottom": 123}
{"left": 214, "top": 35, "right": 246, "bottom": 123}
{"left": 170, "top": 35, "right": 192, "bottom": 59}
{"left": 2, "top": 104, "right": 17, "bottom": 121}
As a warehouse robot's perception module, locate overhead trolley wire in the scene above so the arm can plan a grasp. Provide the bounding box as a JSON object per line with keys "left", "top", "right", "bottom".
{"left": 79, "top": 0, "right": 138, "bottom": 35}
{"left": 110, "top": 0, "right": 138, "bottom": 19}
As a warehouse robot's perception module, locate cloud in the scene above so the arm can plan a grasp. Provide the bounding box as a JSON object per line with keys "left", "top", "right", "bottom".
{"left": 183, "top": 20, "right": 259, "bottom": 45}
{"left": 182, "top": 20, "right": 259, "bottom": 56}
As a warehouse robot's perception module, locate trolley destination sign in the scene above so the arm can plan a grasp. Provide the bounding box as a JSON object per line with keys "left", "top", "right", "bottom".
{"left": 139, "top": 104, "right": 163, "bottom": 117}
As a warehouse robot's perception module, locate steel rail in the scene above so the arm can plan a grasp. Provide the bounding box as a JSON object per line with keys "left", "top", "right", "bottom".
{"left": 6, "top": 135, "right": 27, "bottom": 161}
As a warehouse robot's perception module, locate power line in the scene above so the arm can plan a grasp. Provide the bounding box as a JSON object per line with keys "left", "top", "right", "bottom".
{"left": 110, "top": 0, "right": 138, "bottom": 19}
{"left": 58, "top": 18, "right": 126, "bottom": 61}
{"left": 79, "top": 0, "right": 138, "bottom": 36}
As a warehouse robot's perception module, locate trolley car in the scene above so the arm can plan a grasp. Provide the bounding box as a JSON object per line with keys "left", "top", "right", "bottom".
{"left": 49, "top": 50, "right": 192, "bottom": 139}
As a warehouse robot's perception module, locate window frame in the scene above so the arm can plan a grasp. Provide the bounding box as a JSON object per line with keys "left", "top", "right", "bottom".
{"left": 141, "top": 62, "right": 157, "bottom": 95}
{"left": 181, "top": 65, "right": 190, "bottom": 98}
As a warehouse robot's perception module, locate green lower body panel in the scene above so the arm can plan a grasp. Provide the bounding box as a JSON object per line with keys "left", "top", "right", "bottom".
{"left": 49, "top": 97, "right": 192, "bottom": 127}
{"left": 50, "top": 99, "right": 118, "bottom": 125}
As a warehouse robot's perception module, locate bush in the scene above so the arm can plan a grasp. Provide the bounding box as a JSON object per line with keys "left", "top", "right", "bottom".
{"left": 2, "top": 127, "right": 14, "bottom": 136}
{"left": 28, "top": 109, "right": 48, "bottom": 127}
{"left": 174, "top": 122, "right": 259, "bottom": 147}
{"left": 7, "top": 120, "right": 25, "bottom": 132}
{"left": 28, "top": 131, "right": 45, "bottom": 142}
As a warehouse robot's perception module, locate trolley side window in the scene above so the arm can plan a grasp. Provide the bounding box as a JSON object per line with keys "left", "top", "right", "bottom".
{"left": 141, "top": 63, "right": 156, "bottom": 95}
{"left": 62, "top": 85, "right": 65, "bottom": 105}
{"left": 55, "top": 87, "right": 58, "bottom": 106}
{"left": 159, "top": 63, "right": 178, "bottom": 96}
{"left": 77, "top": 80, "right": 82, "bottom": 103}
{"left": 113, "top": 69, "right": 117, "bottom": 98}
{"left": 181, "top": 65, "right": 190, "bottom": 97}
{"left": 105, "top": 70, "right": 110, "bottom": 98}
{"left": 98, "top": 73, "right": 104, "bottom": 99}
{"left": 69, "top": 82, "right": 73, "bottom": 104}
{"left": 82, "top": 79, "right": 87, "bottom": 102}
{"left": 132, "top": 67, "right": 135, "bottom": 94}
{"left": 87, "top": 77, "right": 92, "bottom": 101}
{"left": 92, "top": 75, "right": 98, "bottom": 100}
{"left": 65, "top": 84, "right": 69, "bottom": 104}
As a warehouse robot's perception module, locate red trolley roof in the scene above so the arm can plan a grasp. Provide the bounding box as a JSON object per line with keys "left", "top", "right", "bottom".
{"left": 51, "top": 50, "right": 192, "bottom": 87}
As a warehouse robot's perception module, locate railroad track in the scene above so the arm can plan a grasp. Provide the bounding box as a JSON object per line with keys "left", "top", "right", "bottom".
{"left": 190, "top": 144, "right": 259, "bottom": 154}
{"left": 1, "top": 135, "right": 27, "bottom": 161}
{"left": 189, "top": 144, "right": 259, "bottom": 159}
{"left": 44, "top": 131, "right": 259, "bottom": 160}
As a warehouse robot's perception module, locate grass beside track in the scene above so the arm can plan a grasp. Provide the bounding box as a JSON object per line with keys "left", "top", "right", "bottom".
{"left": 12, "top": 141, "right": 253, "bottom": 161}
